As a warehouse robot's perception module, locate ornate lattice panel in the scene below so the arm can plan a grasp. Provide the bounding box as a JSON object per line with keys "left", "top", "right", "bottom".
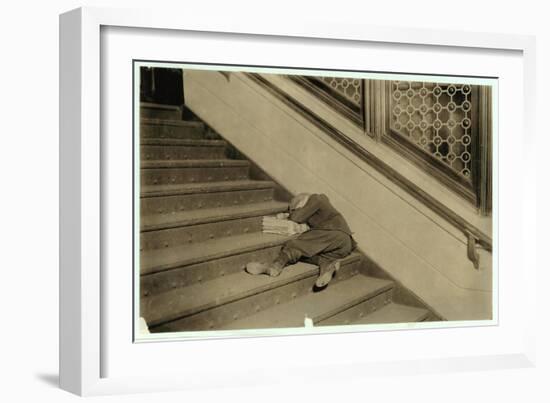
{"left": 317, "top": 76, "right": 362, "bottom": 107}
{"left": 390, "top": 81, "right": 473, "bottom": 180}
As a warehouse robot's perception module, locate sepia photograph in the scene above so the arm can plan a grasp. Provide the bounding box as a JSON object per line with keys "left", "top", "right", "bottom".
{"left": 135, "top": 63, "right": 495, "bottom": 338}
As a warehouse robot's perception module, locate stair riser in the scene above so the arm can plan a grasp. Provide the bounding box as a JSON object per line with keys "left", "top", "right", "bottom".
{"left": 141, "top": 166, "right": 249, "bottom": 186}
{"left": 140, "top": 123, "right": 205, "bottom": 139}
{"left": 140, "top": 216, "right": 264, "bottom": 251}
{"left": 140, "top": 188, "right": 275, "bottom": 217}
{"left": 144, "top": 259, "right": 363, "bottom": 329}
{"left": 317, "top": 288, "right": 394, "bottom": 326}
{"left": 140, "top": 246, "right": 283, "bottom": 298}
{"left": 141, "top": 109, "right": 181, "bottom": 120}
{"left": 140, "top": 145, "right": 227, "bottom": 160}
{"left": 333, "top": 257, "right": 362, "bottom": 283}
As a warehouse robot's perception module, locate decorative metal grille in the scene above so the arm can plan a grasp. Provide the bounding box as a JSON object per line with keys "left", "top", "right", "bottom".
{"left": 318, "top": 76, "right": 362, "bottom": 107}
{"left": 390, "top": 81, "right": 473, "bottom": 179}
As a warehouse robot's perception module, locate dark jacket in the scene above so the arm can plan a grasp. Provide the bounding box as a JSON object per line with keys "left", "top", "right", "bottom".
{"left": 289, "top": 194, "right": 353, "bottom": 235}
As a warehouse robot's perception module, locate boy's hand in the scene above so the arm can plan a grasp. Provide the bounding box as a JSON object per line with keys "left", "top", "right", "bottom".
{"left": 290, "top": 222, "right": 310, "bottom": 235}
{"left": 276, "top": 212, "right": 290, "bottom": 220}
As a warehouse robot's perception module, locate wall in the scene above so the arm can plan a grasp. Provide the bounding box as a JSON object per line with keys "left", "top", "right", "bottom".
{"left": 185, "top": 70, "right": 492, "bottom": 320}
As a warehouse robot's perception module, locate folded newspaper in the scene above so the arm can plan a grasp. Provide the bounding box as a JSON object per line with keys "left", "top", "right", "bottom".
{"left": 262, "top": 216, "right": 310, "bottom": 236}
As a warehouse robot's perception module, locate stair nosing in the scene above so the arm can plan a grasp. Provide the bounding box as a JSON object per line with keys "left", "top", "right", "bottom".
{"left": 141, "top": 159, "right": 249, "bottom": 169}
{"left": 140, "top": 102, "right": 181, "bottom": 111}
{"left": 140, "top": 138, "right": 226, "bottom": 147}
{"left": 349, "top": 302, "right": 430, "bottom": 326}
{"left": 140, "top": 201, "right": 289, "bottom": 232}
{"left": 140, "top": 118, "right": 203, "bottom": 127}
{"left": 140, "top": 180, "right": 276, "bottom": 198}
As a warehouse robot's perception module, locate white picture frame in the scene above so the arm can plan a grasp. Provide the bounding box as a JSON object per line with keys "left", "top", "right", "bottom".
{"left": 59, "top": 6, "right": 537, "bottom": 396}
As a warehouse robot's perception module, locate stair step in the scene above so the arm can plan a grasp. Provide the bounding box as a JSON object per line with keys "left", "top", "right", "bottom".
{"left": 140, "top": 139, "right": 227, "bottom": 160}
{"left": 140, "top": 232, "right": 291, "bottom": 275}
{"left": 141, "top": 215, "right": 261, "bottom": 250}
{"left": 141, "top": 201, "right": 289, "bottom": 232}
{"left": 140, "top": 202, "right": 288, "bottom": 251}
{"left": 317, "top": 296, "right": 430, "bottom": 327}
{"left": 140, "top": 180, "right": 277, "bottom": 216}
{"left": 217, "top": 275, "right": 394, "bottom": 330}
{"left": 143, "top": 262, "right": 318, "bottom": 327}
{"left": 315, "top": 289, "right": 391, "bottom": 326}
{"left": 140, "top": 103, "right": 182, "bottom": 120}
{"left": 349, "top": 303, "right": 429, "bottom": 325}
{"left": 141, "top": 160, "right": 249, "bottom": 186}
{"left": 145, "top": 253, "right": 365, "bottom": 331}
{"left": 140, "top": 118, "right": 207, "bottom": 139}
{"left": 315, "top": 289, "right": 429, "bottom": 326}
{"left": 141, "top": 248, "right": 362, "bottom": 298}
{"left": 141, "top": 244, "right": 284, "bottom": 297}
{"left": 140, "top": 180, "right": 276, "bottom": 198}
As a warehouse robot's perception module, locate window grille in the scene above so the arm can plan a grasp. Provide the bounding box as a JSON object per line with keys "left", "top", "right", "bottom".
{"left": 317, "top": 76, "right": 363, "bottom": 107}
{"left": 287, "top": 75, "right": 365, "bottom": 128}
{"left": 291, "top": 75, "right": 491, "bottom": 213}
{"left": 389, "top": 81, "right": 474, "bottom": 180}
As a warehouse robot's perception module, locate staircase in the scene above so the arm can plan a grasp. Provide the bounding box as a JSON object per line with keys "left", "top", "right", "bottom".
{"left": 139, "top": 102, "right": 432, "bottom": 333}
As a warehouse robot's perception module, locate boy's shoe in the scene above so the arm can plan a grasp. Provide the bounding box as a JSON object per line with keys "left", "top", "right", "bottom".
{"left": 245, "top": 260, "right": 284, "bottom": 277}
{"left": 315, "top": 260, "right": 340, "bottom": 288}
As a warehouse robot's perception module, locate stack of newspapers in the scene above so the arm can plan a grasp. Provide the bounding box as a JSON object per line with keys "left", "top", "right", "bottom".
{"left": 262, "top": 216, "right": 309, "bottom": 236}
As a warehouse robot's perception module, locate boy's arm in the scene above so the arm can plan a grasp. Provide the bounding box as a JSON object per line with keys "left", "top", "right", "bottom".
{"left": 289, "top": 195, "right": 320, "bottom": 223}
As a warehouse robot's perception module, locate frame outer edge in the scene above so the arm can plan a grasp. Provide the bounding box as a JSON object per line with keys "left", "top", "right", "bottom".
{"left": 81, "top": 7, "right": 103, "bottom": 395}
{"left": 79, "top": 5, "right": 531, "bottom": 51}
{"left": 58, "top": 6, "right": 537, "bottom": 395}
{"left": 59, "top": 7, "right": 83, "bottom": 395}
{"left": 522, "top": 36, "right": 537, "bottom": 366}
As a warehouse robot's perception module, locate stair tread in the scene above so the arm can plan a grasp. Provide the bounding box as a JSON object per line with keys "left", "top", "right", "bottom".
{"left": 141, "top": 138, "right": 226, "bottom": 147}
{"left": 141, "top": 180, "right": 276, "bottom": 197}
{"left": 350, "top": 303, "right": 429, "bottom": 325}
{"left": 141, "top": 232, "right": 292, "bottom": 275}
{"left": 144, "top": 261, "right": 319, "bottom": 326}
{"left": 141, "top": 159, "right": 248, "bottom": 169}
{"left": 141, "top": 201, "right": 289, "bottom": 231}
{"left": 220, "top": 275, "right": 394, "bottom": 330}
{"left": 140, "top": 118, "right": 204, "bottom": 128}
